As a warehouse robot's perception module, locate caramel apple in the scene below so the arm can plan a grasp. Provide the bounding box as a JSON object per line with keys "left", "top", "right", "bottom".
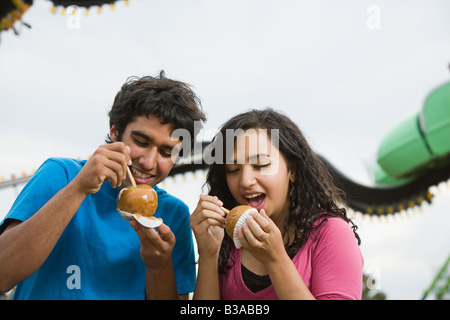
{"left": 117, "top": 184, "right": 158, "bottom": 222}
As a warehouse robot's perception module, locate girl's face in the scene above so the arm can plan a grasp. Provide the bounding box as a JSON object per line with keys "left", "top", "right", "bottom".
{"left": 225, "top": 129, "right": 295, "bottom": 227}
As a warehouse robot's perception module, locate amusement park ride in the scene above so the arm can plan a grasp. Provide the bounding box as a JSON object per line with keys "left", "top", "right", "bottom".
{"left": 1, "top": 0, "right": 448, "bottom": 300}
{"left": 2, "top": 0, "right": 449, "bottom": 216}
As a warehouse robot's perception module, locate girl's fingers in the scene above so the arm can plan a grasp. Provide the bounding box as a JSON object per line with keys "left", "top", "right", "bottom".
{"left": 237, "top": 227, "right": 250, "bottom": 247}
{"left": 203, "top": 201, "right": 226, "bottom": 217}
{"left": 251, "top": 209, "right": 272, "bottom": 233}
{"left": 239, "top": 210, "right": 274, "bottom": 248}
{"left": 200, "top": 217, "right": 225, "bottom": 229}
{"left": 199, "top": 194, "right": 223, "bottom": 207}
{"left": 192, "top": 207, "right": 226, "bottom": 225}
{"left": 243, "top": 223, "right": 259, "bottom": 245}
{"left": 196, "top": 195, "right": 225, "bottom": 216}
{"left": 245, "top": 215, "right": 265, "bottom": 240}
{"left": 191, "top": 196, "right": 227, "bottom": 233}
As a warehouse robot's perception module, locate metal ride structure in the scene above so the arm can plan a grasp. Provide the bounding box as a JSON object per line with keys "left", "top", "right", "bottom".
{"left": 1, "top": 78, "right": 449, "bottom": 300}
{"left": 1, "top": 1, "right": 449, "bottom": 213}
{"left": 0, "top": 0, "right": 449, "bottom": 299}
{"left": 0, "top": 0, "right": 129, "bottom": 41}
{"left": 2, "top": 79, "right": 449, "bottom": 216}
{"left": 0, "top": 0, "right": 32, "bottom": 39}
{"left": 327, "top": 80, "right": 450, "bottom": 217}
{"left": 173, "top": 80, "right": 450, "bottom": 219}
{"left": 1, "top": 0, "right": 448, "bottom": 217}
{"left": 47, "top": 0, "right": 130, "bottom": 14}
{"left": 422, "top": 255, "right": 450, "bottom": 300}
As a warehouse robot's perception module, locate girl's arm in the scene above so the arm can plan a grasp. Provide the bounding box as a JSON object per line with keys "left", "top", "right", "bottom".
{"left": 194, "top": 253, "right": 221, "bottom": 300}
{"left": 264, "top": 252, "right": 315, "bottom": 300}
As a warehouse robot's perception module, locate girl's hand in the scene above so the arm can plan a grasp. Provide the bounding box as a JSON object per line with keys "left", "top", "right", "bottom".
{"left": 190, "top": 195, "right": 226, "bottom": 259}
{"left": 237, "top": 209, "right": 285, "bottom": 266}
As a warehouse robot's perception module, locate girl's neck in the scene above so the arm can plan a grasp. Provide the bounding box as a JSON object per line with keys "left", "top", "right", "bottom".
{"left": 270, "top": 207, "right": 296, "bottom": 246}
{"left": 272, "top": 200, "right": 291, "bottom": 227}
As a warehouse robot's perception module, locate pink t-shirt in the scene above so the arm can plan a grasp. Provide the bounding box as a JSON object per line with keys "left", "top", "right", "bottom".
{"left": 219, "top": 217, "right": 363, "bottom": 300}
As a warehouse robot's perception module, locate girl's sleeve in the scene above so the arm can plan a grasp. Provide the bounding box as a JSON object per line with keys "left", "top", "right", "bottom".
{"left": 310, "top": 218, "right": 364, "bottom": 300}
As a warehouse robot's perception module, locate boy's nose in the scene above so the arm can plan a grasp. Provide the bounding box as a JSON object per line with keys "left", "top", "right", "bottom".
{"left": 139, "top": 147, "right": 157, "bottom": 171}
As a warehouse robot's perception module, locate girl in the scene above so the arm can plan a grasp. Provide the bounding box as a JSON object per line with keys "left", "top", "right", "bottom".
{"left": 190, "top": 108, "right": 363, "bottom": 300}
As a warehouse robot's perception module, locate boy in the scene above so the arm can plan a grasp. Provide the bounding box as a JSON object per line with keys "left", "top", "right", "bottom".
{"left": 0, "top": 71, "right": 206, "bottom": 299}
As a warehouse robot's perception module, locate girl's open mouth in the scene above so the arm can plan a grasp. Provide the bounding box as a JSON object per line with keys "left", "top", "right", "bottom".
{"left": 244, "top": 193, "right": 266, "bottom": 211}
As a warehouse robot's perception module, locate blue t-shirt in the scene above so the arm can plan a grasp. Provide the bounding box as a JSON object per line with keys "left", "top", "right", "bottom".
{"left": 0, "top": 158, "right": 196, "bottom": 299}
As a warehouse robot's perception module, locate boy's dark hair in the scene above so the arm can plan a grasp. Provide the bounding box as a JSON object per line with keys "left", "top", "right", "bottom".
{"left": 106, "top": 71, "right": 206, "bottom": 144}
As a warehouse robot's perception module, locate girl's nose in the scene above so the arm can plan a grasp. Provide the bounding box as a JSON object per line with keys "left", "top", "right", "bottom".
{"left": 239, "top": 165, "right": 256, "bottom": 189}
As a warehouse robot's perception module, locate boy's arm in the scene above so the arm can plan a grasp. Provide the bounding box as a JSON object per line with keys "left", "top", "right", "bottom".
{"left": 0, "top": 142, "right": 131, "bottom": 293}
{"left": 0, "top": 180, "right": 87, "bottom": 293}
{"left": 130, "top": 221, "right": 179, "bottom": 299}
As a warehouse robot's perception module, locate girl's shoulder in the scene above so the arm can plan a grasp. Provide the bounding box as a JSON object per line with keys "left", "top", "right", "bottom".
{"left": 314, "top": 214, "right": 353, "bottom": 229}
{"left": 311, "top": 215, "right": 359, "bottom": 247}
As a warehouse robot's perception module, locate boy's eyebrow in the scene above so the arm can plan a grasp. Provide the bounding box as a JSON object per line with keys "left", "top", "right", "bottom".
{"left": 131, "top": 130, "right": 177, "bottom": 150}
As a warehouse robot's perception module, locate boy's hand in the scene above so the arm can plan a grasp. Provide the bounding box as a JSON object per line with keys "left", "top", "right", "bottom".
{"left": 74, "top": 142, "right": 132, "bottom": 194}
{"left": 130, "top": 220, "right": 176, "bottom": 269}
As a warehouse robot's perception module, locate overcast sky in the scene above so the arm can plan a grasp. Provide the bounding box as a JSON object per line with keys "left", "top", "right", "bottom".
{"left": 1, "top": 0, "right": 449, "bottom": 299}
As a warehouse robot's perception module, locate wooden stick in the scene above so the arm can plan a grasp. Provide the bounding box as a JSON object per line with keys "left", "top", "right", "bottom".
{"left": 126, "top": 166, "right": 137, "bottom": 187}
{"left": 221, "top": 207, "right": 230, "bottom": 215}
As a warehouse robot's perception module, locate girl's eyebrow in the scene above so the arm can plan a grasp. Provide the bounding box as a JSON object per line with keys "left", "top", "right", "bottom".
{"left": 248, "top": 153, "right": 271, "bottom": 162}
{"left": 226, "top": 152, "right": 271, "bottom": 164}
{"left": 131, "top": 130, "right": 177, "bottom": 151}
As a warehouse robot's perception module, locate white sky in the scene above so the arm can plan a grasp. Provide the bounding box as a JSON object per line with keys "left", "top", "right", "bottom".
{"left": 0, "top": 0, "right": 449, "bottom": 299}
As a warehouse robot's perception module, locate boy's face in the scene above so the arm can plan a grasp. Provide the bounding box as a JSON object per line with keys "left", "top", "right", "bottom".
{"left": 110, "top": 115, "right": 180, "bottom": 187}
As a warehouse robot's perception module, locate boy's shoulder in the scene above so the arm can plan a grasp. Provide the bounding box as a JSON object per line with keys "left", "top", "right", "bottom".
{"left": 153, "top": 185, "right": 189, "bottom": 211}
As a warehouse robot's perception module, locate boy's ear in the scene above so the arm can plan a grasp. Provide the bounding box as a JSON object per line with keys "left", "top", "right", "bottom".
{"left": 110, "top": 125, "right": 119, "bottom": 142}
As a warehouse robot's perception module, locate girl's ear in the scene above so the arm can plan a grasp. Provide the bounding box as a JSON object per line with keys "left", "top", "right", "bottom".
{"left": 288, "top": 164, "right": 296, "bottom": 183}
{"left": 109, "top": 125, "right": 119, "bottom": 142}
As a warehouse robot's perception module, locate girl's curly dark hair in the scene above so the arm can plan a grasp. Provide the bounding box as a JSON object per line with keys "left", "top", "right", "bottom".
{"left": 205, "top": 108, "right": 360, "bottom": 274}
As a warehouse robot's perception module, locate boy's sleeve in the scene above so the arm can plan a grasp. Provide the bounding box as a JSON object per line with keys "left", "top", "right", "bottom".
{"left": 0, "top": 158, "right": 70, "bottom": 234}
